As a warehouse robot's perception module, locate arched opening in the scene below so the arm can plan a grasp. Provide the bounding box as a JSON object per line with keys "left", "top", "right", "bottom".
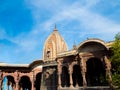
{"left": 86, "top": 58, "right": 107, "bottom": 86}
{"left": 19, "top": 76, "right": 31, "bottom": 90}
{"left": 61, "top": 66, "right": 70, "bottom": 87}
{"left": 45, "top": 67, "right": 58, "bottom": 90}
{"left": 72, "top": 65, "right": 83, "bottom": 87}
{"left": 35, "top": 73, "right": 42, "bottom": 90}
{"left": 2, "top": 76, "right": 15, "bottom": 90}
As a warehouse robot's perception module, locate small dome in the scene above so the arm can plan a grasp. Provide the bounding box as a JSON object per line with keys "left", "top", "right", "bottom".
{"left": 43, "top": 26, "right": 68, "bottom": 60}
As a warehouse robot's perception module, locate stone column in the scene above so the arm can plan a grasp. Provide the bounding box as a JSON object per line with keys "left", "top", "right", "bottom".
{"left": 0, "top": 70, "right": 3, "bottom": 90}
{"left": 31, "top": 80, "right": 34, "bottom": 90}
{"left": 58, "top": 73, "right": 62, "bottom": 88}
{"left": 15, "top": 70, "right": 19, "bottom": 90}
{"left": 15, "top": 81, "right": 19, "bottom": 90}
{"left": 80, "top": 56, "right": 87, "bottom": 87}
{"left": 30, "top": 71, "right": 35, "bottom": 90}
{"left": 69, "top": 65, "right": 73, "bottom": 88}
{"left": 57, "top": 61, "right": 62, "bottom": 89}
{"left": 0, "top": 80, "right": 2, "bottom": 90}
{"left": 20, "top": 87, "right": 22, "bottom": 90}
{"left": 40, "top": 72, "right": 47, "bottom": 90}
{"left": 104, "top": 56, "right": 113, "bottom": 88}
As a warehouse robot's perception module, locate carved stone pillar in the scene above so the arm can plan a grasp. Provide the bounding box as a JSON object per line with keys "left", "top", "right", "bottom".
{"left": 69, "top": 65, "right": 73, "bottom": 88}
{"left": 31, "top": 80, "right": 34, "bottom": 90}
{"left": 0, "top": 70, "right": 3, "bottom": 90}
{"left": 15, "top": 70, "right": 19, "bottom": 90}
{"left": 12, "top": 85, "right": 15, "bottom": 90}
{"left": 0, "top": 81, "right": 1, "bottom": 90}
{"left": 58, "top": 73, "right": 62, "bottom": 89}
{"left": 16, "top": 81, "right": 19, "bottom": 90}
{"left": 104, "top": 56, "right": 113, "bottom": 87}
{"left": 20, "top": 87, "right": 22, "bottom": 90}
{"left": 30, "top": 71, "right": 35, "bottom": 90}
{"left": 57, "top": 60, "right": 62, "bottom": 89}
{"left": 80, "top": 56, "right": 87, "bottom": 87}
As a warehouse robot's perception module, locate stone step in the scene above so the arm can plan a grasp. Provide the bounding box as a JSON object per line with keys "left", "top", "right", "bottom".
{"left": 58, "top": 86, "right": 110, "bottom": 90}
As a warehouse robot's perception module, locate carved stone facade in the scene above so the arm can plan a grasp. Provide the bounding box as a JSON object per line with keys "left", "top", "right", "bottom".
{"left": 0, "top": 26, "right": 114, "bottom": 90}
{"left": 0, "top": 60, "right": 43, "bottom": 90}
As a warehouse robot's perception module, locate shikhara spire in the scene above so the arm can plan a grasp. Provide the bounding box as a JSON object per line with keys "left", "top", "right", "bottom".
{"left": 43, "top": 25, "right": 68, "bottom": 60}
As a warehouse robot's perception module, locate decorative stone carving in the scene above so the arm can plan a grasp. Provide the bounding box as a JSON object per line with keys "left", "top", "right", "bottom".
{"left": 57, "top": 58, "right": 63, "bottom": 89}
{"left": 79, "top": 55, "right": 87, "bottom": 87}
{"left": 46, "top": 48, "right": 51, "bottom": 58}
{"left": 104, "top": 56, "right": 113, "bottom": 87}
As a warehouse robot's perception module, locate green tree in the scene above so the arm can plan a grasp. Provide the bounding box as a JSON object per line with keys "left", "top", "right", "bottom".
{"left": 111, "top": 33, "right": 120, "bottom": 89}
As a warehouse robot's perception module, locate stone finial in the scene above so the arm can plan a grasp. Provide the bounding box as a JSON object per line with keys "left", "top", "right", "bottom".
{"left": 54, "top": 24, "right": 58, "bottom": 31}
{"left": 72, "top": 41, "right": 77, "bottom": 50}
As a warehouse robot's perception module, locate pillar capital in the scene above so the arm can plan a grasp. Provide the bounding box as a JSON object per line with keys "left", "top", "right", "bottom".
{"left": 57, "top": 58, "right": 64, "bottom": 63}
{"left": 80, "top": 58, "right": 86, "bottom": 73}
{"left": 69, "top": 64, "right": 73, "bottom": 73}
{"left": 104, "top": 56, "right": 111, "bottom": 70}
{"left": 58, "top": 67, "right": 62, "bottom": 75}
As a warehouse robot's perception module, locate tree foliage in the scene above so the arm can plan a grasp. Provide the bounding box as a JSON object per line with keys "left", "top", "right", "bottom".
{"left": 111, "top": 33, "right": 120, "bottom": 89}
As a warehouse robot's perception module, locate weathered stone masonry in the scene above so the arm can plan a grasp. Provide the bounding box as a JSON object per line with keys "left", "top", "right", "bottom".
{"left": 0, "top": 26, "right": 114, "bottom": 90}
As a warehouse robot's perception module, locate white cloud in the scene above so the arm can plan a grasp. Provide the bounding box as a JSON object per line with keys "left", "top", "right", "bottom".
{"left": 39, "top": 0, "right": 120, "bottom": 36}
{"left": 12, "top": 0, "right": 119, "bottom": 52}
{"left": 4, "top": 0, "right": 120, "bottom": 52}
{"left": 0, "top": 0, "right": 120, "bottom": 64}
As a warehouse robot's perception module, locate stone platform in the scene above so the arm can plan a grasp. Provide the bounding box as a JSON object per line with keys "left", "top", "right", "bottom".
{"left": 59, "top": 86, "right": 110, "bottom": 90}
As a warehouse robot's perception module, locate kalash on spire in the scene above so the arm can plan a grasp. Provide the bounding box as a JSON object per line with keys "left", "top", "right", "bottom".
{"left": 53, "top": 24, "right": 58, "bottom": 31}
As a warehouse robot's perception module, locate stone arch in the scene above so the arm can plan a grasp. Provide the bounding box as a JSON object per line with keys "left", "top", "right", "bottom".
{"left": 35, "top": 72, "right": 42, "bottom": 90}
{"left": 19, "top": 75, "right": 32, "bottom": 90}
{"left": 78, "top": 39, "right": 108, "bottom": 53}
{"left": 61, "top": 66, "right": 70, "bottom": 87}
{"left": 72, "top": 64, "right": 83, "bottom": 87}
{"left": 2, "top": 75, "right": 15, "bottom": 90}
{"left": 86, "top": 57, "right": 108, "bottom": 86}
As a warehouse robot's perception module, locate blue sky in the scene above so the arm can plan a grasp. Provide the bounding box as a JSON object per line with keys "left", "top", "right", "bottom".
{"left": 0, "top": 0, "right": 120, "bottom": 64}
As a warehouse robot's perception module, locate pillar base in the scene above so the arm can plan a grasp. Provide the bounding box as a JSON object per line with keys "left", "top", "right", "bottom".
{"left": 83, "top": 82, "right": 87, "bottom": 87}
{"left": 75, "top": 84, "right": 79, "bottom": 88}
{"left": 70, "top": 85, "right": 74, "bottom": 88}
{"left": 58, "top": 86, "right": 62, "bottom": 90}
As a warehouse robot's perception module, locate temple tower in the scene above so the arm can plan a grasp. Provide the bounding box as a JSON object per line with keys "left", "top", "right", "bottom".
{"left": 43, "top": 25, "right": 68, "bottom": 60}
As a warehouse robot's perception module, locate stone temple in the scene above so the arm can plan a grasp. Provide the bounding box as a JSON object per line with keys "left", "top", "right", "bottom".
{"left": 0, "top": 26, "right": 114, "bottom": 90}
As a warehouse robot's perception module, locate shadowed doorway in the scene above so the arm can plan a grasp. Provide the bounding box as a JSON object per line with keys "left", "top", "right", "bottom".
{"left": 19, "top": 76, "right": 31, "bottom": 90}
{"left": 61, "top": 66, "right": 70, "bottom": 87}
{"left": 72, "top": 65, "right": 83, "bottom": 87}
{"left": 35, "top": 73, "right": 42, "bottom": 90}
{"left": 86, "top": 58, "right": 107, "bottom": 86}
